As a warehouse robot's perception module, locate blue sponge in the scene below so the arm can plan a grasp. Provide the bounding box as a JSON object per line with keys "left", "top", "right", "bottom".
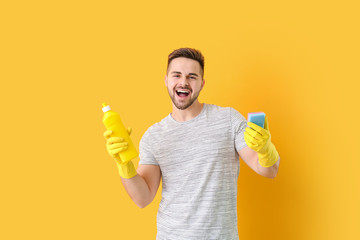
{"left": 248, "top": 112, "right": 266, "bottom": 128}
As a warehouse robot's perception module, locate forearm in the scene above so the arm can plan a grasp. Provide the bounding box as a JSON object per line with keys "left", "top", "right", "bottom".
{"left": 256, "top": 155, "right": 280, "bottom": 178}
{"left": 118, "top": 163, "right": 152, "bottom": 208}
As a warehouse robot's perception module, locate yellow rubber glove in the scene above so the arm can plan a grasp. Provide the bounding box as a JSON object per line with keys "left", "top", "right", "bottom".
{"left": 244, "top": 115, "right": 279, "bottom": 167}
{"left": 104, "top": 127, "right": 137, "bottom": 179}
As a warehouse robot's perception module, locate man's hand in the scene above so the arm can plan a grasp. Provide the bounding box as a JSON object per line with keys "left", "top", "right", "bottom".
{"left": 244, "top": 116, "right": 279, "bottom": 167}
{"left": 104, "top": 127, "right": 132, "bottom": 160}
{"left": 103, "top": 127, "right": 137, "bottom": 179}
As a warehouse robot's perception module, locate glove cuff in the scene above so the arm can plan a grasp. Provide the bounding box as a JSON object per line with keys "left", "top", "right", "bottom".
{"left": 116, "top": 160, "right": 137, "bottom": 179}
{"left": 258, "top": 142, "right": 279, "bottom": 168}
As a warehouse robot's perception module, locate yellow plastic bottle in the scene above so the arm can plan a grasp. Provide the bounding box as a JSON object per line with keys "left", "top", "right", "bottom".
{"left": 102, "top": 103, "right": 138, "bottom": 164}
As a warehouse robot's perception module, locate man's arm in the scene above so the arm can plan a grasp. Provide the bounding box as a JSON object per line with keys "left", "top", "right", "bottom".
{"left": 238, "top": 146, "right": 280, "bottom": 178}
{"left": 104, "top": 128, "right": 161, "bottom": 208}
{"left": 120, "top": 162, "right": 161, "bottom": 208}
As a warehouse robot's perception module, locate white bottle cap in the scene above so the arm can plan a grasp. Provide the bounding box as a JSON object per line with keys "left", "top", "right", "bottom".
{"left": 102, "top": 105, "right": 111, "bottom": 112}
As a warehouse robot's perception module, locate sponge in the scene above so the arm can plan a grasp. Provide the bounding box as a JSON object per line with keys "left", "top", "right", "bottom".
{"left": 248, "top": 112, "right": 266, "bottom": 128}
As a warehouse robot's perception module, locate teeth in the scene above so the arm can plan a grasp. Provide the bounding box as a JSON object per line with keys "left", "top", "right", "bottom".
{"left": 177, "top": 90, "right": 190, "bottom": 93}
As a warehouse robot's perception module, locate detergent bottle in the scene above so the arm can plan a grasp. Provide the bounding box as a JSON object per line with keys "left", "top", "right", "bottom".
{"left": 102, "top": 103, "right": 138, "bottom": 164}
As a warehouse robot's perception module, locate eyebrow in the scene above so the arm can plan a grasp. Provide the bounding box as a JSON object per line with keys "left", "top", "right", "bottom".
{"left": 171, "top": 71, "right": 199, "bottom": 77}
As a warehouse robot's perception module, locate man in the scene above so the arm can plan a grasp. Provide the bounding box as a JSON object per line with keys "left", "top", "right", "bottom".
{"left": 104, "top": 48, "right": 280, "bottom": 239}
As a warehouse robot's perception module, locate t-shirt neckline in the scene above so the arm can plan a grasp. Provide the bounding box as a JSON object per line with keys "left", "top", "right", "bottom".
{"left": 168, "top": 103, "right": 207, "bottom": 125}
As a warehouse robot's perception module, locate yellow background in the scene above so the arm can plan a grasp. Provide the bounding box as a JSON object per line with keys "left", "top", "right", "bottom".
{"left": 1, "top": 0, "right": 359, "bottom": 239}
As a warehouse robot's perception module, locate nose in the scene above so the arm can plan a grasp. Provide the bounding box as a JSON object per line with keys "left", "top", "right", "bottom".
{"left": 178, "top": 75, "right": 190, "bottom": 86}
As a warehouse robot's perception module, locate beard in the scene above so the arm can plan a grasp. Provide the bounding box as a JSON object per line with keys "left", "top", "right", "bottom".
{"left": 167, "top": 87, "right": 201, "bottom": 110}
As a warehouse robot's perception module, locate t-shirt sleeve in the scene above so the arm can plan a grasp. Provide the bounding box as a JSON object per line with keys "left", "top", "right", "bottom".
{"left": 138, "top": 129, "right": 159, "bottom": 165}
{"left": 230, "top": 107, "right": 248, "bottom": 152}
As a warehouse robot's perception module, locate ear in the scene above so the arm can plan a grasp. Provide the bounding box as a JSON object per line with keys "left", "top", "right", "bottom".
{"left": 200, "top": 78, "right": 205, "bottom": 90}
{"left": 165, "top": 75, "right": 168, "bottom": 87}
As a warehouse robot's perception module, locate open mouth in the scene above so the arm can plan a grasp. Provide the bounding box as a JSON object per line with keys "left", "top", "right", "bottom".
{"left": 176, "top": 89, "right": 190, "bottom": 98}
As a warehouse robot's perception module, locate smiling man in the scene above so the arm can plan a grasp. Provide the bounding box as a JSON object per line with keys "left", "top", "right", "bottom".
{"left": 103, "top": 48, "right": 280, "bottom": 239}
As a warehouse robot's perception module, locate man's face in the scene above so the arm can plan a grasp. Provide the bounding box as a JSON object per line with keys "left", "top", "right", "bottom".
{"left": 165, "top": 57, "right": 205, "bottom": 110}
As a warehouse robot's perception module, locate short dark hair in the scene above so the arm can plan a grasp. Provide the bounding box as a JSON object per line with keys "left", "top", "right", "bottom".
{"left": 167, "top": 48, "right": 205, "bottom": 78}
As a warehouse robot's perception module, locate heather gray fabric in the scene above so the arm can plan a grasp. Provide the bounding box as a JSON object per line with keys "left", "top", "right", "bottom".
{"left": 139, "top": 103, "right": 248, "bottom": 240}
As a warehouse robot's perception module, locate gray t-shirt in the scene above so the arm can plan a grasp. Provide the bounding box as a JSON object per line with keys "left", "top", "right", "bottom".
{"left": 139, "top": 103, "right": 248, "bottom": 240}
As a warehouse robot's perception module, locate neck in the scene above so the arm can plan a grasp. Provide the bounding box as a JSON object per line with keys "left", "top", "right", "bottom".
{"left": 171, "top": 101, "right": 204, "bottom": 122}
